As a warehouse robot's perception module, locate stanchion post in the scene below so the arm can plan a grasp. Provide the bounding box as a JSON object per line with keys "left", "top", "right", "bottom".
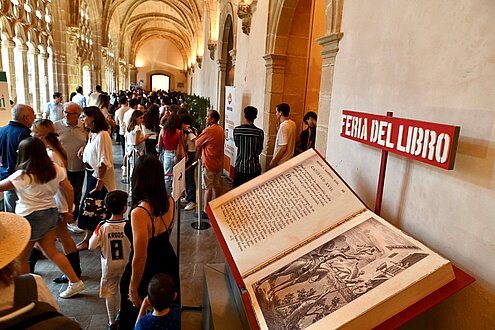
{"left": 191, "top": 157, "right": 210, "bottom": 230}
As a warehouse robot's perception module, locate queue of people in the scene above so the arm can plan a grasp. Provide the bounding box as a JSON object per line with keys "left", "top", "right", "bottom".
{"left": 0, "top": 87, "right": 317, "bottom": 329}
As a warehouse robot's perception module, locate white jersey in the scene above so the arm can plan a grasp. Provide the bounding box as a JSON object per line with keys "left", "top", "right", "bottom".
{"left": 89, "top": 219, "right": 130, "bottom": 277}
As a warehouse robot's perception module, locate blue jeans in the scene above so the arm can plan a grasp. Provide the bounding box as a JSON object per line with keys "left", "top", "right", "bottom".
{"left": 162, "top": 150, "right": 177, "bottom": 196}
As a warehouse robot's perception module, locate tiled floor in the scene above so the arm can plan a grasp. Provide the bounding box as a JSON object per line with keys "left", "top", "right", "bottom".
{"left": 36, "top": 143, "right": 229, "bottom": 329}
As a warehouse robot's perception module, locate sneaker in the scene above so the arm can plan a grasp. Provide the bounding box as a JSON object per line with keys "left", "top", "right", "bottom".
{"left": 184, "top": 201, "right": 196, "bottom": 211}
{"left": 180, "top": 197, "right": 187, "bottom": 205}
{"left": 60, "top": 280, "right": 85, "bottom": 298}
{"left": 67, "top": 223, "right": 84, "bottom": 234}
{"left": 201, "top": 211, "right": 209, "bottom": 219}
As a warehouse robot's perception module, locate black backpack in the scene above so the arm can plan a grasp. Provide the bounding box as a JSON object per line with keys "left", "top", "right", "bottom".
{"left": 0, "top": 274, "right": 81, "bottom": 329}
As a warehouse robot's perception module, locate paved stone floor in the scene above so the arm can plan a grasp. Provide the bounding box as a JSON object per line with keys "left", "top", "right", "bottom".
{"left": 36, "top": 143, "right": 229, "bottom": 329}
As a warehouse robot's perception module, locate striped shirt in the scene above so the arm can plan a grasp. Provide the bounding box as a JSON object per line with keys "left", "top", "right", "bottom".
{"left": 233, "top": 124, "right": 264, "bottom": 174}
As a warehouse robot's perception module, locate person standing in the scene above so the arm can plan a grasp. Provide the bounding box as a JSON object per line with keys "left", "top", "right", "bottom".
{"left": 76, "top": 106, "right": 116, "bottom": 251}
{"left": 71, "top": 86, "right": 87, "bottom": 109}
{"left": 43, "top": 92, "right": 64, "bottom": 122}
{"left": 268, "top": 103, "right": 296, "bottom": 169}
{"left": 54, "top": 102, "right": 88, "bottom": 232}
{"left": 119, "top": 155, "right": 180, "bottom": 329}
{"left": 115, "top": 96, "right": 129, "bottom": 157}
{"left": 180, "top": 113, "right": 197, "bottom": 210}
{"left": 0, "top": 104, "right": 36, "bottom": 212}
{"left": 233, "top": 106, "right": 264, "bottom": 188}
{"left": 89, "top": 190, "right": 131, "bottom": 329}
{"left": 195, "top": 110, "right": 224, "bottom": 218}
{"left": 88, "top": 85, "right": 103, "bottom": 107}
{"left": 295, "top": 111, "right": 317, "bottom": 155}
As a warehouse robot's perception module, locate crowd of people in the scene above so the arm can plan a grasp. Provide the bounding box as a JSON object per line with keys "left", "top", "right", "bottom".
{"left": 0, "top": 85, "right": 318, "bottom": 330}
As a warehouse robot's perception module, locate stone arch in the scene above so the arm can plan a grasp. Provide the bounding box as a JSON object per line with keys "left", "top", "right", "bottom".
{"left": 216, "top": 1, "right": 236, "bottom": 126}
{"left": 261, "top": 0, "right": 326, "bottom": 166}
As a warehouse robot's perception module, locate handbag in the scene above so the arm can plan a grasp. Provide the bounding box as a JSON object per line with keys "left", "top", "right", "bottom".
{"left": 81, "top": 190, "right": 107, "bottom": 220}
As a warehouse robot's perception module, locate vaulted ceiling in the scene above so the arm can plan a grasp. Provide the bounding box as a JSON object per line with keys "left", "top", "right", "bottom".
{"left": 101, "top": 0, "right": 206, "bottom": 69}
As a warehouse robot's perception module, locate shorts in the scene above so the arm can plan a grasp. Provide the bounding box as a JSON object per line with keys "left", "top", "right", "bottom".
{"left": 100, "top": 273, "right": 123, "bottom": 298}
{"left": 202, "top": 167, "right": 222, "bottom": 190}
{"left": 25, "top": 207, "right": 59, "bottom": 241}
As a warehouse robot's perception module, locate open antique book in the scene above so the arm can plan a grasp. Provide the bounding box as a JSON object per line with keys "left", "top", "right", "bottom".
{"left": 207, "top": 149, "right": 455, "bottom": 330}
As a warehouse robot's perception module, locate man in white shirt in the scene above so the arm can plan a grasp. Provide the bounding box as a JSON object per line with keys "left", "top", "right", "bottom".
{"left": 269, "top": 103, "right": 296, "bottom": 169}
{"left": 114, "top": 96, "right": 129, "bottom": 158}
{"left": 54, "top": 102, "right": 88, "bottom": 230}
{"left": 87, "top": 85, "right": 103, "bottom": 106}
{"left": 71, "top": 86, "right": 86, "bottom": 109}
{"left": 43, "top": 92, "right": 64, "bottom": 122}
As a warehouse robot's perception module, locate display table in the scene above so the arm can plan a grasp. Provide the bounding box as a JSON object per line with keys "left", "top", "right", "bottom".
{"left": 202, "top": 263, "right": 474, "bottom": 330}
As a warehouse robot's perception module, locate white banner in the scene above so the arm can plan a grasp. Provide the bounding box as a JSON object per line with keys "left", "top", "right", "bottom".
{"left": 224, "top": 86, "right": 238, "bottom": 178}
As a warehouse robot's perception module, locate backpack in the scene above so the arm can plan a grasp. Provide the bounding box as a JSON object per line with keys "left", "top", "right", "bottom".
{"left": 0, "top": 274, "right": 81, "bottom": 329}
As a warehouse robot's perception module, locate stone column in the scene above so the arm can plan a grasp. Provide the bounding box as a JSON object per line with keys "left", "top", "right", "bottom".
{"left": 2, "top": 38, "right": 16, "bottom": 102}
{"left": 261, "top": 53, "right": 287, "bottom": 168}
{"left": 39, "top": 49, "right": 50, "bottom": 107}
{"left": 315, "top": 33, "right": 343, "bottom": 157}
{"left": 216, "top": 59, "right": 227, "bottom": 126}
{"left": 15, "top": 42, "right": 31, "bottom": 105}
{"left": 51, "top": 52, "right": 60, "bottom": 93}
{"left": 28, "top": 47, "right": 41, "bottom": 114}
{"left": 59, "top": 54, "right": 68, "bottom": 98}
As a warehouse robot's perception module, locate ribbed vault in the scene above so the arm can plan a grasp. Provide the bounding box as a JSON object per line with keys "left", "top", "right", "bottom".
{"left": 102, "top": 0, "right": 205, "bottom": 69}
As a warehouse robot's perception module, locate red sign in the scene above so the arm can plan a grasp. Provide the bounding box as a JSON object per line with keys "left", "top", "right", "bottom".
{"left": 340, "top": 110, "right": 460, "bottom": 170}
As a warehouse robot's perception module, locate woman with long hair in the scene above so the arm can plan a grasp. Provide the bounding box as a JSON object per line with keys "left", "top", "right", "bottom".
{"left": 119, "top": 155, "right": 180, "bottom": 329}
{"left": 0, "top": 137, "right": 84, "bottom": 298}
{"left": 142, "top": 104, "right": 160, "bottom": 155}
{"left": 125, "top": 109, "right": 150, "bottom": 157}
{"left": 157, "top": 113, "right": 186, "bottom": 195}
{"left": 96, "top": 93, "right": 116, "bottom": 133}
{"left": 76, "top": 106, "right": 116, "bottom": 250}
{"left": 31, "top": 119, "right": 81, "bottom": 283}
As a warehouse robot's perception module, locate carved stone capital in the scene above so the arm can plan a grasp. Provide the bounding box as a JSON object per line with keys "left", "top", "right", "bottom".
{"left": 197, "top": 55, "right": 202, "bottom": 69}
{"left": 207, "top": 42, "right": 216, "bottom": 60}
{"left": 317, "top": 32, "right": 344, "bottom": 60}
{"left": 237, "top": 4, "right": 252, "bottom": 35}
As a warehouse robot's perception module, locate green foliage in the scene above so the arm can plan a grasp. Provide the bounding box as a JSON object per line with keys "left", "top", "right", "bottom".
{"left": 183, "top": 94, "right": 211, "bottom": 133}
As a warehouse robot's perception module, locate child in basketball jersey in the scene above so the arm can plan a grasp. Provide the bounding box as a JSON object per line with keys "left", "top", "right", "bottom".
{"left": 89, "top": 190, "right": 130, "bottom": 329}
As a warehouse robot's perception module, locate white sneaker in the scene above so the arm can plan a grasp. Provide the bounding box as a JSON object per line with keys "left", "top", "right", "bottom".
{"left": 60, "top": 280, "right": 85, "bottom": 298}
{"left": 180, "top": 197, "right": 187, "bottom": 205}
{"left": 184, "top": 202, "right": 196, "bottom": 211}
{"left": 67, "top": 223, "right": 84, "bottom": 234}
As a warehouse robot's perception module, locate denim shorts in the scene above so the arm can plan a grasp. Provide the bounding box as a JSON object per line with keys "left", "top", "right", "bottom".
{"left": 24, "top": 207, "right": 59, "bottom": 241}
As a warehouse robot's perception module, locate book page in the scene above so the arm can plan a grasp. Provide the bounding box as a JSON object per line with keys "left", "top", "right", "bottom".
{"left": 243, "top": 211, "right": 453, "bottom": 330}
{"left": 209, "top": 149, "right": 366, "bottom": 276}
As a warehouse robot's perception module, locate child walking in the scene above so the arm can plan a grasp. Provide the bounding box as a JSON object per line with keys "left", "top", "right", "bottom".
{"left": 89, "top": 190, "right": 131, "bottom": 329}
{"left": 135, "top": 273, "right": 180, "bottom": 330}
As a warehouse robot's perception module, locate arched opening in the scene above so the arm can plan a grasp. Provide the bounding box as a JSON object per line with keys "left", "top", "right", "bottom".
{"left": 150, "top": 73, "right": 170, "bottom": 92}
{"left": 218, "top": 14, "right": 234, "bottom": 127}
{"left": 262, "top": 0, "right": 325, "bottom": 166}
{"left": 82, "top": 64, "right": 92, "bottom": 97}
{"left": 47, "top": 46, "right": 55, "bottom": 98}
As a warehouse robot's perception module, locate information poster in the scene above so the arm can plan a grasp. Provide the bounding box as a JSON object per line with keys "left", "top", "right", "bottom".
{"left": 0, "top": 72, "right": 12, "bottom": 127}
{"left": 224, "top": 86, "right": 238, "bottom": 178}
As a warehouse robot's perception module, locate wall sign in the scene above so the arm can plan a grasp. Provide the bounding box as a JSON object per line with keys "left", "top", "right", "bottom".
{"left": 340, "top": 110, "right": 460, "bottom": 170}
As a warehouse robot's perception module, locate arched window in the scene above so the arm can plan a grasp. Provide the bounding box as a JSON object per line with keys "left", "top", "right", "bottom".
{"left": 47, "top": 46, "right": 54, "bottom": 97}
{"left": 82, "top": 64, "right": 91, "bottom": 97}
